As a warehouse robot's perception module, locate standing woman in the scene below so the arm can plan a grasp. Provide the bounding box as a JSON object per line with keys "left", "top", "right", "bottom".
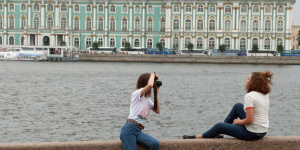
{"left": 120, "top": 73, "right": 160, "bottom": 150}
{"left": 183, "top": 71, "right": 273, "bottom": 141}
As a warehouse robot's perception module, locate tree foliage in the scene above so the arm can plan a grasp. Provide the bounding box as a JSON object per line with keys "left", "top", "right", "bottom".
{"left": 252, "top": 43, "right": 259, "bottom": 53}
{"left": 219, "top": 44, "right": 226, "bottom": 54}
{"left": 277, "top": 44, "right": 284, "bottom": 54}
{"left": 156, "top": 42, "right": 163, "bottom": 51}
{"left": 187, "top": 42, "right": 194, "bottom": 52}
{"left": 92, "top": 41, "right": 99, "bottom": 50}
{"left": 125, "top": 42, "right": 132, "bottom": 51}
{"left": 61, "top": 41, "right": 66, "bottom": 46}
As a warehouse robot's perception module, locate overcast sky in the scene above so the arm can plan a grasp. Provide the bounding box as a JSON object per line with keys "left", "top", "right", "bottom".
{"left": 293, "top": 0, "right": 300, "bottom": 24}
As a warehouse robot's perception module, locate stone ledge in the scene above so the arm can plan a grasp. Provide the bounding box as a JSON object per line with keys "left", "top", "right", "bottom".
{"left": 0, "top": 136, "right": 299, "bottom": 150}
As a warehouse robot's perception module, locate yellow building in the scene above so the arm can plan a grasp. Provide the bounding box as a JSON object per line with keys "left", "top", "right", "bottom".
{"left": 291, "top": 24, "right": 300, "bottom": 49}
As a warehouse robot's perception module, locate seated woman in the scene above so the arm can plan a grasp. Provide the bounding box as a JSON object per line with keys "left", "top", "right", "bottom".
{"left": 183, "top": 71, "right": 273, "bottom": 141}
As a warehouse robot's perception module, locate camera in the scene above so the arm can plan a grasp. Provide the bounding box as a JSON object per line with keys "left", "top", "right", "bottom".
{"left": 155, "top": 80, "right": 162, "bottom": 87}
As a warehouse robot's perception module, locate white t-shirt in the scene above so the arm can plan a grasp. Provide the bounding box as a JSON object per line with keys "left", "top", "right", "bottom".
{"left": 127, "top": 88, "right": 154, "bottom": 125}
{"left": 244, "top": 91, "right": 269, "bottom": 133}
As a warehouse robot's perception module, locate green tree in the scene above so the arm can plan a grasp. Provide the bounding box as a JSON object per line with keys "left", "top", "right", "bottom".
{"left": 156, "top": 42, "right": 163, "bottom": 52}
{"left": 92, "top": 41, "right": 99, "bottom": 51}
{"left": 219, "top": 44, "right": 226, "bottom": 55}
{"left": 277, "top": 44, "right": 284, "bottom": 54}
{"left": 125, "top": 42, "right": 132, "bottom": 51}
{"left": 187, "top": 42, "right": 194, "bottom": 53}
{"left": 61, "top": 41, "right": 66, "bottom": 46}
{"left": 252, "top": 43, "right": 259, "bottom": 56}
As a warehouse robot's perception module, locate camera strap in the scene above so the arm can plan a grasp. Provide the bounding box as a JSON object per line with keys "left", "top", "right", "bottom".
{"left": 153, "top": 73, "right": 157, "bottom": 110}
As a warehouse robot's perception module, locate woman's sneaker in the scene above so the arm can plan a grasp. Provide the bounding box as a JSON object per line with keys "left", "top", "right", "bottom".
{"left": 215, "top": 134, "right": 224, "bottom": 138}
{"left": 183, "top": 135, "right": 196, "bottom": 139}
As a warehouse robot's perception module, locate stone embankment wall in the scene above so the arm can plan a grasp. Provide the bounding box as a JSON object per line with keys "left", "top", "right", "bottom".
{"left": 0, "top": 137, "right": 299, "bottom": 150}
{"left": 79, "top": 54, "right": 300, "bottom": 65}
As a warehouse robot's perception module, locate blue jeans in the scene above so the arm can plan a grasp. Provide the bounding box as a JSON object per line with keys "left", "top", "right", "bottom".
{"left": 202, "top": 103, "right": 267, "bottom": 141}
{"left": 120, "top": 121, "right": 159, "bottom": 150}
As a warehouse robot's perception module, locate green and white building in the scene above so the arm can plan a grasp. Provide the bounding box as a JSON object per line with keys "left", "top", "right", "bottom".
{"left": 0, "top": 0, "right": 295, "bottom": 51}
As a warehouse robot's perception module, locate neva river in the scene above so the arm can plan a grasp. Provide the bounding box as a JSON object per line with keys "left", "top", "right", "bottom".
{"left": 0, "top": 61, "right": 299, "bottom": 143}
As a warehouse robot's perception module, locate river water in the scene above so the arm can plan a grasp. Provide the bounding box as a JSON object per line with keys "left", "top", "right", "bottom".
{"left": 0, "top": 61, "right": 299, "bottom": 143}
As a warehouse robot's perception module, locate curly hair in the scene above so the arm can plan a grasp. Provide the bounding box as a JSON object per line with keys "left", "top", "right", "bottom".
{"left": 246, "top": 71, "right": 273, "bottom": 94}
{"left": 136, "top": 73, "right": 151, "bottom": 97}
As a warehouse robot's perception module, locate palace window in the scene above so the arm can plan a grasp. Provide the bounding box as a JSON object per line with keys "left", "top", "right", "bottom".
{"left": 277, "top": 20, "right": 283, "bottom": 31}
{"left": 47, "top": 4, "right": 53, "bottom": 12}
{"left": 240, "top": 38, "right": 246, "bottom": 49}
{"left": 173, "top": 19, "right": 179, "bottom": 30}
{"left": 74, "top": 38, "right": 79, "bottom": 47}
{"left": 9, "top": 36, "right": 14, "bottom": 45}
{"left": 197, "top": 37, "right": 203, "bottom": 49}
{"left": 265, "top": 6, "right": 272, "bottom": 13}
{"left": 33, "top": 4, "right": 39, "bottom": 11}
{"left": 9, "top": 4, "right": 14, "bottom": 11}
{"left": 224, "top": 38, "right": 230, "bottom": 49}
{"left": 277, "top": 38, "right": 283, "bottom": 46}
{"left": 61, "top": 17, "right": 67, "bottom": 30}
{"left": 225, "top": 20, "right": 231, "bottom": 32}
{"left": 21, "top": 4, "right": 26, "bottom": 11}
{"left": 185, "top": 37, "right": 191, "bottom": 48}
{"left": 209, "top": 5, "right": 216, "bottom": 13}
{"left": 278, "top": 5, "right": 284, "bottom": 13}
{"left": 198, "top": 5, "right": 204, "bottom": 13}
{"left": 110, "top": 5, "right": 115, "bottom": 13}
{"left": 197, "top": 19, "right": 204, "bottom": 30}
{"left": 86, "top": 18, "right": 91, "bottom": 30}
{"left": 98, "top": 38, "right": 103, "bottom": 46}
{"left": 173, "top": 37, "right": 178, "bottom": 48}
{"left": 241, "top": 20, "right": 247, "bottom": 31}
{"left": 135, "top": 6, "right": 140, "bottom": 13}
{"left": 74, "top": 18, "right": 79, "bottom": 30}
{"left": 86, "top": 38, "right": 92, "bottom": 48}
{"left": 147, "top": 19, "right": 153, "bottom": 31}
{"left": 186, "top": 5, "right": 192, "bottom": 13}
{"left": 134, "top": 39, "right": 140, "bottom": 47}
{"left": 185, "top": 19, "right": 191, "bottom": 30}
{"left": 98, "top": 18, "right": 103, "bottom": 31}
{"left": 110, "top": 38, "right": 115, "bottom": 47}
{"left": 47, "top": 17, "right": 53, "bottom": 29}
{"left": 122, "top": 38, "right": 127, "bottom": 47}
{"left": 147, "top": 39, "right": 152, "bottom": 48}
{"left": 253, "top": 6, "right": 259, "bottom": 13}
{"left": 135, "top": 19, "right": 140, "bottom": 31}
{"left": 160, "top": 39, "right": 165, "bottom": 48}
{"left": 21, "top": 17, "right": 26, "bottom": 29}
{"left": 122, "top": 5, "right": 127, "bottom": 13}
{"left": 241, "top": 6, "right": 247, "bottom": 13}
{"left": 209, "top": 20, "right": 215, "bottom": 31}
{"left": 160, "top": 19, "right": 165, "bottom": 31}
{"left": 174, "top": 5, "right": 179, "bottom": 13}
{"left": 122, "top": 19, "right": 128, "bottom": 31}
{"left": 98, "top": 5, "right": 103, "bottom": 12}
{"left": 161, "top": 5, "right": 166, "bottom": 14}
{"left": 61, "top": 4, "right": 67, "bottom": 12}
{"left": 34, "top": 17, "right": 40, "bottom": 29}
{"left": 253, "top": 20, "right": 259, "bottom": 31}
{"left": 75, "top": 4, "right": 79, "bottom": 12}
{"left": 225, "top": 6, "right": 231, "bottom": 15}
{"left": 252, "top": 38, "right": 258, "bottom": 46}
{"left": 265, "top": 20, "right": 271, "bottom": 31}
{"left": 110, "top": 18, "right": 115, "bottom": 31}
{"left": 264, "top": 38, "right": 270, "bottom": 49}
{"left": 9, "top": 17, "right": 14, "bottom": 29}
{"left": 86, "top": 4, "right": 92, "bottom": 12}
{"left": 209, "top": 37, "right": 215, "bottom": 49}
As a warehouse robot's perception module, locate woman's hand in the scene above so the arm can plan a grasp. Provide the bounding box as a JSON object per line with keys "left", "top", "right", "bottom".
{"left": 233, "top": 119, "right": 240, "bottom": 125}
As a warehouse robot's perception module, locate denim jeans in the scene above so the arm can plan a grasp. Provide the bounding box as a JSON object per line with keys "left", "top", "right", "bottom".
{"left": 120, "top": 121, "right": 160, "bottom": 150}
{"left": 202, "top": 103, "right": 267, "bottom": 141}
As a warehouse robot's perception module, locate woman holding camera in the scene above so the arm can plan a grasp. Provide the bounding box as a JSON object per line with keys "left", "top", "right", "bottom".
{"left": 183, "top": 71, "right": 273, "bottom": 141}
{"left": 120, "top": 73, "right": 160, "bottom": 150}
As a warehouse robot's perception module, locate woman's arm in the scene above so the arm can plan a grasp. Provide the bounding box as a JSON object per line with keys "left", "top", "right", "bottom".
{"left": 152, "top": 87, "right": 160, "bottom": 114}
{"left": 233, "top": 108, "right": 254, "bottom": 125}
{"left": 140, "top": 74, "right": 155, "bottom": 98}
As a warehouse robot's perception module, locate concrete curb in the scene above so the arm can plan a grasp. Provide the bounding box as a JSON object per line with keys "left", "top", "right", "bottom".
{"left": 0, "top": 136, "right": 299, "bottom": 150}
{"left": 78, "top": 54, "right": 300, "bottom": 65}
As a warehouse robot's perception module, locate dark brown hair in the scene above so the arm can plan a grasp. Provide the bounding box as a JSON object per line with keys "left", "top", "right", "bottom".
{"left": 136, "top": 73, "right": 151, "bottom": 97}
{"left": 246, "top": 71, "right": 273, "bottom": 94}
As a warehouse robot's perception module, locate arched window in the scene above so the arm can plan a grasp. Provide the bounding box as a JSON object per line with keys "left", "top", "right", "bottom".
{"left": 98, "top": 38, "right": 103, "bottom": 46}
{"left": 33, "top": 4, "right": 39, "bottom": 11}
{"left": 75, "top": 4, "right": 79, "bottom": 12}
{"left": 173, "top": 37, "right": 178, "bottom": 48}
{"left": 47, "top": 17, "right": 53, "bottom": 29}
{"left": 122, "top": 18, "right": 128, "bottom": 31}
{"left": 209, "top": 20, "right": 215, "bottom": 31}
{"left": 61, "top": 17, "right": 67, "bottom": 30}
{"left": 9, "top": 36, "right": 14, "bottom": 45}
{"left": 265, "top": 20, "right": 271, "bottom": 31}
{"left": 253, "top": 20, "right": 259, "bottom": 31}
{"left": 225, "top": 20, "right": 231, "bottom": 32}
{"left": 224, "top": 38, "right": 230, "bottom": 49}
{"left": 147, "top": 39, "right": 153, "bottom": 48}
{"left": 110, "top": 38, "right": 115, "bottom": 47}
{"left": 277, "top": 38, "right": 283, "bottom": 46}
{"left": 209, "top": 5, "right": 215, "bottom": 13}
{"left": 21, "top": 17, "right": 26, "bottom": 29}
{"left": 277, "top": 20, "right": 283, "bottom": 31}
{"left": 185, "top": 37, "right": 190, "bottom": 48}
{"left": 9, "top": 16, "right": 14, "bottom": 29}
{"left": 197, "top": 19, "right": 204, "bottom": 30}
{"left": 21, "top": 4, "right": 26, "bottom": 11}
{"left": 0, "top": 36, "right": 2, "bottom": 45}
{"left": 197, "top": 37, "right": 203, "bottom": 49}
{"left": 86, "top": 38, "right": 92, "bottom": 48}
{"left": 252, "top": 38, "right": 258, "bottom": 46}
{"left": 147, "top": 19, "right": 153, "bottom": 31}
{"left": 34, "top": 17, "right": 39, "bottom": 29}
{"left": 98, "top": 5, "right": 103, "bottom": 12}
{"left": 135, "top": 19, "right": 140, "bottom": 31}
{"left": 86, "top": 18, "right": 91, "bottom": 30}
{"left": 9, "top": 4, "right": 14, "bottom": 11}
{"left": 74, "top": 37, "right": 79, "bottom": 47}
{"left": 74, "top": 18, "right": 79, "bottom": 30}
{"left": 264, "top": 38, "right": 271, "bottom": 49}
{"left": 185, "top": 19, "right": 191, "bottom": 30}
{"left": 278, "top": 5, "right": 284, "bottom": 13}
{"left": 110, "top": 18, "right": 115, "bottom": 31}
{"left": 174, "top": 5, "right": 179, "bottom": 12}
{"left": 209, "top": 37, "right": 215, "bottom": 49}
{"left": 241, "top": 20, "right": 247, "bottom": 31}
{"left": 160, "top": 19, "right": 165, "bottom": 31}
{"left": 21, "top": 36, "right": 25, "bottom": 45}
{"left": 47, "top": 4, "right": 53, "bottom": 12}
{"left": 0, "top": 17, "right": 2, "bottom": 29}
{"left": 110, "top": 5, "right": 115, "bottom": 13}
{"left": 98, "top": 18, "right": 103, "bottom": 31}
{"left": 86, "top": 4, "right": 92, "bottom": 12}
{"left": 134, "top": 39, "right": 140, "bottom": 47}
{"left": 61, "top": 4, "right": 67, "bottom": 12}
{"left": 240, "top": 38, "right": 246, "bottom": 49}
{"left": 160, "top": 39, "right": 165, "bottom": 48}
{"left": 186, "top": 5, "right": 192, "bottom": 12}
{"left": 173, "top": 19, "right": 179, "bottom": 30}
{"left": 122, "top": 38, "right": 127, "bottom": 47}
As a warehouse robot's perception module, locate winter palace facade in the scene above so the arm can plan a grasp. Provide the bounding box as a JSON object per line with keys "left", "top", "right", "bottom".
{"left": 0, "top": 0, "right": 295, "bottom": 51}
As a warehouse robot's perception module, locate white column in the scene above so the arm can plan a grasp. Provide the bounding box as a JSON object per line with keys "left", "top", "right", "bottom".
{"left": 233, "top": 7, "right": 236, "bottom": 29}
{"left": 205, "top": 4, "right": 208, "bottom": 31}
{"left": 105, "top": 3, "right": 108, "bottom": 31}
{"left": 55, "top": 2, "right": 59, "bottom": 29}
{"left": 180, "top": 35, "right": 184, "bottom": 50}
{"left": 193, "top": 4, "right": 196, "bottom": 32}
{"left": 105, "top": 35, "right": 108, "bottom": 47}
{"left": 248, "top": 38, "right": 251, "bottom": 50}
{"left": 180, "top": 3, "right": 184, "bottom": 33}
{"left": 216, "top": 6, "right": 219, "bottom": 30}
{"left": 28, "top": 2, "right": 32, "bottom": 29}
{"left": 93, "top": 2, "right": 96, "bottom": 31}
{"left": 272, "top": 4, "right": 276, "bottom": 34}
{"left": 260, "top": 4, "right": 264, "bottom": 33}
{"left": 166, "top": 3, "right": 171, "bottom": 32}
{"left": 220, "top": 7, "right": 223, "bottom": 30}
{"left": 4, "top": 2, "right": 7, "bottom": 30}
{"left": 41, "top": 3, "right": 45, "bottom": 29}
{"left": 129, "top": 3, "right": 132, "bottom": 32}
{"left": 69, "top": 2, "right": 72, "bottom": 30}
{"left": 248, "top": 4, "right": 252, "bottom": 32}
{"left": 235, "top": 38, "right": 239, "bottom": 49}
{"left": 260, "top": 37, "right": 263, "bottom": 49}
{"left": 236, "top": 6, "right": 239, "bottom": 30}
{"left": 204, "top": 37, "right": 207, "bottom": 49}
{"left": 142, "top": 3, "right": 145, "bottom": 32}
